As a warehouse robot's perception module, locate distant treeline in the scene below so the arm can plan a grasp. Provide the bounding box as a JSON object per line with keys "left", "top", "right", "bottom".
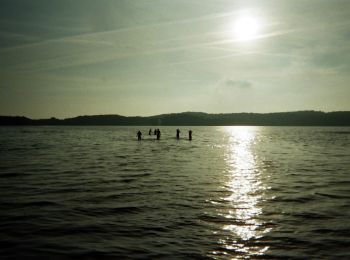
{"left": 1, "top": 111, "right": 350, "bottom": 126}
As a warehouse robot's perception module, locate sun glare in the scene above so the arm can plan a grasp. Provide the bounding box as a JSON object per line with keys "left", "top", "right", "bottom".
{"left": 233, "top": 16, "right": 260, "bottom": 41}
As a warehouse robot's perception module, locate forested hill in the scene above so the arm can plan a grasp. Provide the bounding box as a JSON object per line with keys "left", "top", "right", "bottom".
{"left": 1, "top": 111, "right": 350, "bottom": 126}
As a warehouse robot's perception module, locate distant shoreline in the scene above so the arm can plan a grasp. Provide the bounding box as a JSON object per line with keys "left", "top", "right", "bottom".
{"left": 1, "top": 111, "right": 350, "bottom": 126}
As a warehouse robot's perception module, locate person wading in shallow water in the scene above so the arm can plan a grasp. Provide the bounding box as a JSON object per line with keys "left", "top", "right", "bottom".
{"left": 176, "top": 129, "right": 180, "bottom": 139}
{"left": 149, "top": 128, "right": 152, "bottom": 135}
{"left": 156, "top": 129, "right": 161, "bottom": 140}
{"left": 137, "top": 130, "right": 142, "bottom": 141}
{"left": 188, "top": 130, "right": 192, "bottom": 141}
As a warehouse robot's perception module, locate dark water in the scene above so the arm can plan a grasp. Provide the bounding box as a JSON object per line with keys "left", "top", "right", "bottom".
{"left": 1, "top": 126, "right": 350, "bottom": 259}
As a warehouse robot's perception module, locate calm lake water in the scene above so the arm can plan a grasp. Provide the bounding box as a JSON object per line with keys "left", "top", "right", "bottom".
{"left": 0, "top": 126, "right": 350, "bottom": 259}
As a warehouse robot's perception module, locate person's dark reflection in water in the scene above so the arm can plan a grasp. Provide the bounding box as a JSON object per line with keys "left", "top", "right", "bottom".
{"left": 149, "top": 128, "right": 152, "bottom": 135}
{"left": 176, "top": 129, "right": 180, "bottom": 139}
{"left": 188, "top": 130, "right": 192, "bottom": 141}
{"left": 137, "top": 130, "right": 142, "bottom": 141}
{"left": 156, "top": 129, "right": 161, "bottom": 140}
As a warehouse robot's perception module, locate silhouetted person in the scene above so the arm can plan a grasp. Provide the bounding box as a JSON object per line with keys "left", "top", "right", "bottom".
{"left": 154, "top": 129, "right": 157, "bottom": 135}
{"left": 156, "top": 129, "right": 161, "bottom": 140}
{"left": 149, "top": 128, "right": 152, "bottom": 135}
{"left": 176, "top": 129, "right": 180, "bottom": 139}
{"left": 137, "top": 130, "right": 142, "bottom": 141}
{"left": 189, "top": 130, "right": 192, "bottom": 141}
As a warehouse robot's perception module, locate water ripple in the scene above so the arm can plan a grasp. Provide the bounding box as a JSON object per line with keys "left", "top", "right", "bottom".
{"left": 0, "top": 126, "right": 349, "bottom": 259}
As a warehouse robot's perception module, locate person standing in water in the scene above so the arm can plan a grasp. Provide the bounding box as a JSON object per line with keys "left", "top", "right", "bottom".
{"left": 176, "top": 129, "right": 180, "bottom": 139}
{"left": 188, "top": 130, "right": 192, "bottom": 141}
{"left": 149, "top": 128, "right": 152, "bottom": 135}
{"left": 156, "top": 129, "right": 161, "bottom": 140}
{"left": 154, "top": 129, "right": 157, "bottom": 135}
{"left": 137, "top": 130, "right": 142, "bottom": 141}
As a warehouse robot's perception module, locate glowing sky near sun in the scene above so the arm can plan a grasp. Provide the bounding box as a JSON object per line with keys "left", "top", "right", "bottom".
{"left": 233, "top": 15, "right": 261, "bottom": 41}
{"left": 0, "top": 0, "right": 349, "bottom": 118}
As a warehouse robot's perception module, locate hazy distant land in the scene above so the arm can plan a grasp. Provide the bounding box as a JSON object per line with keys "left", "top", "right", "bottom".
{"left": 1, "top": 111, "right": 350, "bottom": 126}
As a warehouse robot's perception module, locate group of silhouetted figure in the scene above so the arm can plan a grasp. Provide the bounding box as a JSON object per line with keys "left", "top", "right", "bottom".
{"left": 136, "top": 128, "right": 192, "bottom": 141}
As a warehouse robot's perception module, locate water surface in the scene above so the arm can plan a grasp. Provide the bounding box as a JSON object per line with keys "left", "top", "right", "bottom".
{"left": 1, "top": 126, "right": 350, "bottom": 259}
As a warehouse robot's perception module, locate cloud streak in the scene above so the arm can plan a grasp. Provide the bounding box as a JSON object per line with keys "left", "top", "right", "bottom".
{"left": 225, "top": 79, "right": 252, "bottom": 89}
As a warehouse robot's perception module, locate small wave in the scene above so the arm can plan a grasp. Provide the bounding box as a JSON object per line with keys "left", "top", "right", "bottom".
{"left": 26, "top": 201, "right": 60, "bottom": 207}
{"left": 326, "top": 131, "right": 350, "bottom": 134}
{"left": 6, "top": 147, "right": 28, "bottom": 152}
{"left": 313, "top": 228, "right": 350, "bottom": 236}
{"left": 198, "top": 214, "right": 251, "bottom": 226}
{"left": 0, "top": 172, "right": 26, "bottom": 178}
{"left": 119, "top": 172, "right": 151, "bottom": 178}
{"left": 328, "top": 180, "right": 350, "bottom": 185}
{"left": 105, "top": 207, "right": 142, "bottom": 214}
{"left": 293, "top": 212, "right": 332, "bottom": 220}
{"left": 0, "top": 200, "right": 61, "bottom": 209}
{"left": 121, "top": 168, "right": 152, "bottom": 173}
{"left": 75, "top": 206, "right": 142, "bottom": 215}
{"left": 315, "top": 192, "right": 350, "bottom": 199}
{"left": 273, "top": 195, "right": 316, "bottom": 203}
{"left": 118, "top": 162, "right": 128, "bottom": 167}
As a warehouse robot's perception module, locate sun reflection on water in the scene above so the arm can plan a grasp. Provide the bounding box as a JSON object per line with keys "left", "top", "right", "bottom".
{"left": 215, "top": 126, "right": 269, "bottom": 257}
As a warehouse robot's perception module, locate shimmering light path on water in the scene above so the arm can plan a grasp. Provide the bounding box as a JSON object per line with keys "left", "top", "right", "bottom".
{"left": 0, "top": 126, "right": 350, "bottom": 259}
{"left": 216, "top": 127, "right": 269, "bottom": 257}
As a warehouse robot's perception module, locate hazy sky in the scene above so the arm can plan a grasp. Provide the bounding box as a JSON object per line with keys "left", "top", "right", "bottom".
{"left": 1, "top": 0, "right": 349, "bottom": 118}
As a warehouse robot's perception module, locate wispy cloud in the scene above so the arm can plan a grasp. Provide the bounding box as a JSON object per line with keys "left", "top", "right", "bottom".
{"left": 2, "top": 3, "right": 348, "bottom": 73}
{"left": 0, "top": 29, "right": 301, "bottom": 72}
{"left": 224, "top": 79, "right": 252, "bottom": 89}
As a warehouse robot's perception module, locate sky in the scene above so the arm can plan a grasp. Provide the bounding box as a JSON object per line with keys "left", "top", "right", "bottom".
{"left": 0, "top": 0, "right": 349, "bottom": 118}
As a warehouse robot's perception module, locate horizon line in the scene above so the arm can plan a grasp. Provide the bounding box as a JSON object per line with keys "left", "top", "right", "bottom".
{"left": 1, "top": 110, "right": 350, "bottom": 120}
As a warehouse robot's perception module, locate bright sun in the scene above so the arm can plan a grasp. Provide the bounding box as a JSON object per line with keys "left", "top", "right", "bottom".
{"left": 233, "top": 16, "right": 260, "bottom": 41}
